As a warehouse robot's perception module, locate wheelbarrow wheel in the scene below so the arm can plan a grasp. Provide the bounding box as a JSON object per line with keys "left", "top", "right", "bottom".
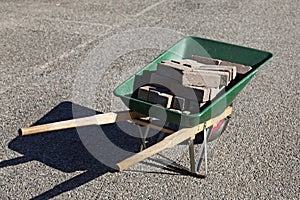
{"left": 194, "top": 115, "right": 231, "bottom": 144}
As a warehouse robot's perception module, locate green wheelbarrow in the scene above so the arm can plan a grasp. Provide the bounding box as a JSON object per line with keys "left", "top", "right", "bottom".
{"left": 20, "top": 36, "right": 273, "bottom": 176}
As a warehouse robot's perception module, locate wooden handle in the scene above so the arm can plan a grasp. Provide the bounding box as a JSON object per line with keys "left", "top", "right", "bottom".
{"left": 115, "top": 106, "right": 232, "bottom": 171}
{"left": 19, "top": 111, "right": 140, "bottom": 136}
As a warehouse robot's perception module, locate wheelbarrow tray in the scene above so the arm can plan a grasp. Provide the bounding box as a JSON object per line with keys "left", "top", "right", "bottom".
{"left": 114, "top": 36, "right": 273, "bottom": 127}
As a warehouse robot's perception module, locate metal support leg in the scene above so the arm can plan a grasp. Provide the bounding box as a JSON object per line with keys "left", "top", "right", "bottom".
{"left": 203, "top": 127, "right": 208, "bottom": 175}
{"left": 196, "top": 126, "right": 212, "bottom": 175}
{"left": 188, "top": 138, "right": 196, "bottom": 173}
{"left": 138, "top": 123, "right": 150, "bottom": 151}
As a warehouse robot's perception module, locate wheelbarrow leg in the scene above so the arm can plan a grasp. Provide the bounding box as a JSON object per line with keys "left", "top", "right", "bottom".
{"left": 138, "top": 122, "right": 151, "bottom": 151}
{"left": 203, "top": 126, "right": 209, "bottom": 175}
{"left": 196, "top": 126, "right": 213, "bottom": 175}
{"left": 188, "top": 138, "right": 196, "bottom": 173}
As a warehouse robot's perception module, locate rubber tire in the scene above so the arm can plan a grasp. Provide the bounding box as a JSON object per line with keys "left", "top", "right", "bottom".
{"left": 194, "top": 116, "right": 230, "bottom": 144}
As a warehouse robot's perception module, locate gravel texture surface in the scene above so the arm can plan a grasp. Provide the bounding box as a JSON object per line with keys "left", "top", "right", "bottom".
{"left": 0, "top": 0, "right": 299, "bottom": 199}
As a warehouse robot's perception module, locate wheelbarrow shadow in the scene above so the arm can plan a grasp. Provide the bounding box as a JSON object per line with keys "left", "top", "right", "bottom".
{"left": 0, "top": 101, "right": 143, "bottom": 199}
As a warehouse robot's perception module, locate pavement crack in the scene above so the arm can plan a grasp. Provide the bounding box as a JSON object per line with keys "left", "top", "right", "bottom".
{"left": 133, "top": 0, "right": 168, "bottom": 18}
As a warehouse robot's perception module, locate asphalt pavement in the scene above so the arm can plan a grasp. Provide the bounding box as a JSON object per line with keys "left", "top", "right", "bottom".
{"left": 0, "top": 0, "right": 299, "bottom": 199}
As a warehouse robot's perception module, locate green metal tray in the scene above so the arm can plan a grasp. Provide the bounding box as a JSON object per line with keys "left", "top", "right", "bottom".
{"left": 113, "top": 36, "right": 273, "bottom": 127}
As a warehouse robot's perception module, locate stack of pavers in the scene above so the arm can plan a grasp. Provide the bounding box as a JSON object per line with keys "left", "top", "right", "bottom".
{"left": 136, "top": 55, "right": 251, "bottom": 114}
